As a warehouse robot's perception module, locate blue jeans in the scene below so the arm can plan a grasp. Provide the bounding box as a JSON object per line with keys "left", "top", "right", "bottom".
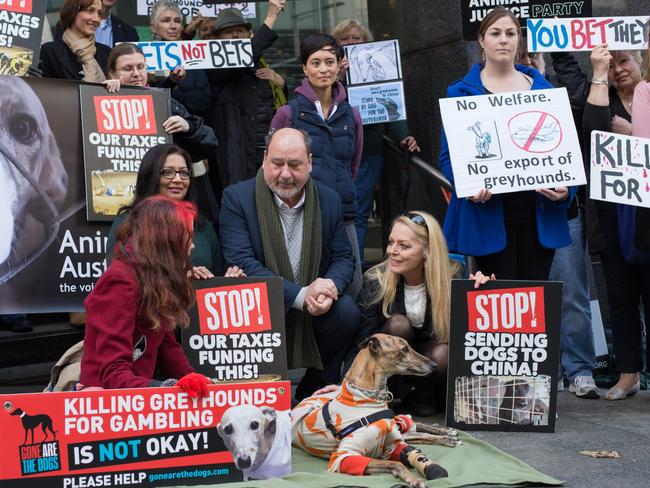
{"left": 549, "top": 214, "right": 596, "bottom": 380}
{"left": 353, "top": 154, "right": 385, "bottom": 268}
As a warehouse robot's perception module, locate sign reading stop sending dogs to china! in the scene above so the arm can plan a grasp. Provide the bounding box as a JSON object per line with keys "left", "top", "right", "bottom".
{"left": 439, "top": 87, "right": 585, "bottom": 198}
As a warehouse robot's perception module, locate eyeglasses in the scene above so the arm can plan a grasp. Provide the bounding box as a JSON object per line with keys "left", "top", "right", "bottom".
{"left": 406, "top": 212, "right": 427, "bottom": 228}
{"left": 117, "top": 64, "right": 147, "bottom": 74}
{"left": 160, "top": 168, "right": 191, "bottom": 180}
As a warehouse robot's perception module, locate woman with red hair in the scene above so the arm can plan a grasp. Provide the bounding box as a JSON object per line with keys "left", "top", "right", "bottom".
{"left": 80, "top": 195, "right": 208, "bottom": 394}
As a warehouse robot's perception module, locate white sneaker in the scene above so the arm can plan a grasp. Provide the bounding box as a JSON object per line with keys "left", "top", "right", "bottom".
{"left": 569, "top": 375, "right": 600, "bottom": 399}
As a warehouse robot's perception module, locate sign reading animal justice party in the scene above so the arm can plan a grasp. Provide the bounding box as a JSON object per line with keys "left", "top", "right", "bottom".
{"left": 0, "top": 382, "right": 291, "bottom": 486}
{"left": 461, "top": 0, "right": 592, "bottom": 40}
{"left": 185, "top": 278, "right": 288, "bottom": 382}
{"left": 80, "top": 85, "right": 170, "bottom": 221}
{"left": 446, "top": 280, "right": 562, "bottom": 432}
{"left": 439, "top": 87, "right": 585, "bottom": 198}
{"left": 590, "top": 130, "right": 650, "bottom": 208}
{"left": 135, "top": 39, "right": 253, "bottom": 71}
{"left": 527, "top": 16, "right": 650, "bottom": 52}
{"left": 0, "top": 0, "right": 47, "bottom": 75}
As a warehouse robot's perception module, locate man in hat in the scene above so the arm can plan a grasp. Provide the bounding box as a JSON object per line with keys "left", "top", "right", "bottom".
{"left": 206, "top": 0, "right": 287, "bottom": 195}
{"left": 220, "top": 128, "right": 361, "bottom": 401}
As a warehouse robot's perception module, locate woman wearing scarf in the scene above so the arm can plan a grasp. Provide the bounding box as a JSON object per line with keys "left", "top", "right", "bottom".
{"left": 41, "top": 0, "right": 110, "bottom": 81}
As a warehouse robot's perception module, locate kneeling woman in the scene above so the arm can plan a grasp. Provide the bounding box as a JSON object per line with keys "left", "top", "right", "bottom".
{"left": 81, "top": 196, "right": 204, "bottom": 389}
{"left": 359, "top": 211, "right": 490, "bottom": 414}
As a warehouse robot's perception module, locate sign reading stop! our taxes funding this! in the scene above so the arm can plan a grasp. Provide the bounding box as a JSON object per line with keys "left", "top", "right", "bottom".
{"left": 184, "top": 278, "right": 288, "bottom": 383}
{"left": 439, "top": 87, "right": 585, "bottom": 198}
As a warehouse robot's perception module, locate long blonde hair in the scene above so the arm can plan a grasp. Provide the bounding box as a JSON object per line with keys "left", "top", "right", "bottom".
{"left": 363, "top": 211, "right": 458, "bottom": 343}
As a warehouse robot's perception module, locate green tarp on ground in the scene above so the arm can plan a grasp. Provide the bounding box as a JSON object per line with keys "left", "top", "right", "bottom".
{"left": 184, "top": 431, "right": 563, "bottom": 488}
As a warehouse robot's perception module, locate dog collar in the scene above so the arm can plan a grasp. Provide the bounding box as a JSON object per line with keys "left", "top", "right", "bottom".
{"left": 346, "top": 381, "right": 394, "bottom": 403}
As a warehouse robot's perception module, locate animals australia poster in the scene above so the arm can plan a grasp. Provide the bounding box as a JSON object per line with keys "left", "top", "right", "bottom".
{"left": 344, "top": 39, "right": 407, "bottom": 125}
{"left": 446, "top": 280, "right": 562, "bottom": 432}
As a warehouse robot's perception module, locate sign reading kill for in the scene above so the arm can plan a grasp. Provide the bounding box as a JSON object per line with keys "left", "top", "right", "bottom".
{"left": 446, "top": 280, "right": 562, "bottom": 432}
{"left": 184, "top": 278, "right": 288, "bottom": 382}
{"left": 439, "top": 88, "right": 585, "bottom": 197}
{"left": 590, "top": 130, "right": 650, "bottom": 208}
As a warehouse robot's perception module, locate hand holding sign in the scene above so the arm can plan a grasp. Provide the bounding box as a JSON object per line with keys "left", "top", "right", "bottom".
{"left": 590, "top": 44, "right": 612, "bottom": 80}
{"left": 536, "top": 186, "right": 569, "bottom": 201}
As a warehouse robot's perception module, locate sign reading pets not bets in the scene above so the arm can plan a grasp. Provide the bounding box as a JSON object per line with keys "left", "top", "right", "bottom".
{"left": 185, "top": 278, "right": 288, "bottom": 382}
{"left": 590, "top": 130, "right": 650, "bottom": 208}
{"left": 133, "top": 39, "right": 253, "bottom": 71}
{"left": 0, "top": 382, "right": 291, "bottom": 486}
{"left": 446, "top": 280, "right": 562, "bottom": 432}
{"left": 0, "top": 0, "right": 47, "bottom": 75}
{"left": 439, "top": 87, "right": 585, "bottom": 197}
{"left": 460, "top": 0, "right": 593, "bottom": 40}
{"left": 80, "top": 85, "right": 171, "bottom": 222}
{"left": 527, "top": 16, "right": 650, "bottom": 52}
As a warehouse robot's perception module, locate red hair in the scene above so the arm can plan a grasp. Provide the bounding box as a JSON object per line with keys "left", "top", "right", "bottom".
{"left": 115, "top": 195, "right": 197, "bottom": 330}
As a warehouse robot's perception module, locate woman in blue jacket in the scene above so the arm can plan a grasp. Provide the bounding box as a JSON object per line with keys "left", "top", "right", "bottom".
{"left": 439, "top": 7, "right": 575, "bottom": 280}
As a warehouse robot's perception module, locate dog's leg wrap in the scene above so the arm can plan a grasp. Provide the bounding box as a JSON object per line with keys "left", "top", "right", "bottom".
{"left": 400, "top": 445, "right": 448, "bottom": 480}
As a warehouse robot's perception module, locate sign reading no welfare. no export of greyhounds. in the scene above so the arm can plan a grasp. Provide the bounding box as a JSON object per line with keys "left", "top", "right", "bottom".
{"left": 439, "top": 88, "right": 585, "bottom": 198}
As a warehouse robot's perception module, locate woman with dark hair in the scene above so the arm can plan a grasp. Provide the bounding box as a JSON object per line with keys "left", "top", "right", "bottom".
{"left": 81, "top": 195, "right": 210, "bottom": 392}
{"left": 105, "top": 144, "right": 242, "bottom": 280}
{"left": 440, "top": 7, "right": 575, "bottom": 280}
{"left": 270, "top": 33, "right": 364, "bottom": 297}
{"left": 105, "top": 43, "right": 220, "bottom": 222}
{"left": 40, "top": 0, "right": 110, "bottom": 81}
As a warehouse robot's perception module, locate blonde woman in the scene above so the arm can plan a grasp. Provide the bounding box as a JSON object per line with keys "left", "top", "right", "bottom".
{"left": 356, "top": 211, "right": 491, "bottom": 415}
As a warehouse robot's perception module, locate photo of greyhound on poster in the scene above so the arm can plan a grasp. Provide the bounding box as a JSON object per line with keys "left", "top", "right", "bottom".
{"left": 345, "top": 40, "right": 402, "bottom": 85}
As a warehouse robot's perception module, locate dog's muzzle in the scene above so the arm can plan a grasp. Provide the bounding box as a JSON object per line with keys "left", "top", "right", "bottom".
{"left": 235, "top": 455, "right": 252, "bottom": 470}
{"left": 0, "top": 143, "right": 82, "bottom": 284}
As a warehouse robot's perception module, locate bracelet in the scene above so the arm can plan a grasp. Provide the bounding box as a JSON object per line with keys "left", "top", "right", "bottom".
{"left": 591, "top": 79, "right": 609, "bottom": 86}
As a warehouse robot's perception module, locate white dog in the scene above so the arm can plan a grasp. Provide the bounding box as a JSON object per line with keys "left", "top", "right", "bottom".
{"left": 217, "top": 405, "right": 291, "bottom": 481}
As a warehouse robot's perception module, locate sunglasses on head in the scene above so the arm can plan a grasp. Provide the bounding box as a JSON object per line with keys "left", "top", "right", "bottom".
{"left": 406, "top": 212, "right": 427, "bottom": 228}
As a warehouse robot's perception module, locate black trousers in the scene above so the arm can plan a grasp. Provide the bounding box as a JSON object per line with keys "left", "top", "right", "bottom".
{"left": 295, "top": 295, "right": 361, "bottom": 401}
{"left": 475, "top": 223, "right": 555, "bottom": 280}
{"left": 597, "top": 202, "right": 650, "bottom": 373}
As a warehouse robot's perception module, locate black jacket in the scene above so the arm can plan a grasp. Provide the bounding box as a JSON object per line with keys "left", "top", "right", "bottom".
{"left": 207, "top": 24, "right": 278, "bottom": 188}
{"left": 40, "top": 38, "right": 111, "bottom": 80}
{"left": 171, "top": 98, "right": 218, "bottom": 162}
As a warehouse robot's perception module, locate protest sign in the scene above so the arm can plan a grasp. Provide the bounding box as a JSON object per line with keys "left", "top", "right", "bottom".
{"left": 0, "top": 77, "right": 111, "bottom": 314}
{"left": 461, "top": 0, "right": 592, "bottom": 41}
{"left": 439, "top": 87, "right": 585, "bottom": 197}
{"left": 185, "top": 278, "right": 288, "bottom": 382}
{"left": 137, "top": 0, "right": 256, "bottom": 19}
{"left": 80, "top": 85, "right": 171, "bottom": 221}
{"left": 344, "top": 40, "right": 407, "bottom": 126}
{"left": 589, "top": 130, "right": 650, "bottom": 208}
{"left": 135, "top": 39, "right": 253, "bottom": 71}
{"left": 527, "top": 16, "right": 650, "bottom": 52}
{"left": 446, "top": 280, "right": 562, "bottom": 432}
{"left": 0, "top": 381, "right": 292, "bottom": 486}
{"left": 0, "top": 0, "right": 47, "bottom": 75}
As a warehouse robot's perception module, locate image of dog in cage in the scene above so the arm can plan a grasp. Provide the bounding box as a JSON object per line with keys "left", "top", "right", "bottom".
{"left": 453, "top": 375, "right": 550, "bottom": 426}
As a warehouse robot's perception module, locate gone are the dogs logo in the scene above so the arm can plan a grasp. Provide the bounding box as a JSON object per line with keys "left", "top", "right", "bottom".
{"left": 197, "top": 283, "right": 271, "bottom": 335}
{"left": 93, "top": 95, "right": 157, "bottom": 135}
{"left": 1, "top": 0, "right": 33, "bottom": 14}
{"left": 4, "top": 401, "right": 61, "bottom": 476}
{"left": 466, "top": 286, "right": 546, "bottom": 334}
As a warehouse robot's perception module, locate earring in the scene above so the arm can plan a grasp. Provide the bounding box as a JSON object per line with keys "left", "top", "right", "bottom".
{"left": 481, "top": 49, "right": 486, "bottom": 62}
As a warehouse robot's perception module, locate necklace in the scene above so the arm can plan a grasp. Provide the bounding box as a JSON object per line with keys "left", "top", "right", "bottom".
{"left": 618, "top": 92, "right": 633, "bottom": 111}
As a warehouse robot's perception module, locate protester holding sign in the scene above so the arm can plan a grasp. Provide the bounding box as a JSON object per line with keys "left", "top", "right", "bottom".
{"left": 439, "top": 7, "right": 575, "bottom": 280}
{"left": 333, "top": 19, "right": 420, "bottom": 267}
{"left": 271, "top": 33, "right": 364, "bottom": 297}
{"left": 40, "top": 0, "right": 110, "bottom": 81}
{"left": 583, "top": 45, "right": 648, "bottom": 401}
{"left": 81, "top": 195, "right": 210, "bottom": 393}
{"left": 105, "top": 144, "right": 241, "bottom": 281}
{"left": 149, "top": 0, "right": 213, "bottom": 119}
{"left": 207, "top": 1, "right": 287, "bottom": 193}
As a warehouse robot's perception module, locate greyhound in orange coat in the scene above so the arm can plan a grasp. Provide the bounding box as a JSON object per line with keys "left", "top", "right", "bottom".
{"left": 292, "top": 334, "right": 461, "bottom": 488}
